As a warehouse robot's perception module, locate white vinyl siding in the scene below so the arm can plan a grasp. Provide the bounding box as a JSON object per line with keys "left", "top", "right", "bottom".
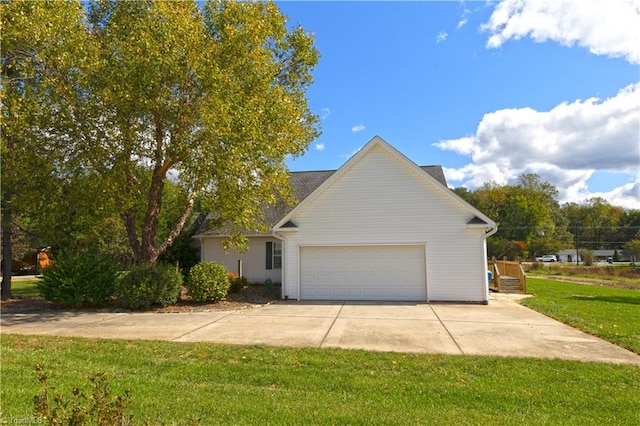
{"left": 280, "top": 144, "right": 489, "bottom": 302}
{"left": 200, "top": 236, "right": 282, "bottom": 284}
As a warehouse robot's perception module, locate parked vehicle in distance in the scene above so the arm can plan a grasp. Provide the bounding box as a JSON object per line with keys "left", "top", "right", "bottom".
{"left": 535, "top": 255, "right": 557, "bottom": 262}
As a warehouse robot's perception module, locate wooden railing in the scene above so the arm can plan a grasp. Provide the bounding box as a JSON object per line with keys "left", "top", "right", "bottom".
{"left": 488, "top": 258, "right": 527, "bottom": 293}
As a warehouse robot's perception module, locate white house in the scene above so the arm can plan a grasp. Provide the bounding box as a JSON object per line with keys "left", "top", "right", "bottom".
{"left": 558, "top": 249, "right": 632, "bottom": 263}
{"left": 558, "top": 249, "right": 581, "bottom": 263}
{"left": 195, "top": 136, "right": 497, "bottom": 303}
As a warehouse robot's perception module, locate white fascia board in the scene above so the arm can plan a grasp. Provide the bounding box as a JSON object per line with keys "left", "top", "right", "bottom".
{"left": 274, "top": 135, "right": 496, "bottom": 231}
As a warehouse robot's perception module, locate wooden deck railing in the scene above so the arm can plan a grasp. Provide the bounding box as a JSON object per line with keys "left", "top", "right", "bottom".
{"left": 488, "top": 258, "right": 527, "bottom": 293}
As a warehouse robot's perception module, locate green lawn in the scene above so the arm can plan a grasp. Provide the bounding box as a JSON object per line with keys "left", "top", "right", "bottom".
{"left": 1, "top": 334, "right": 639, "bottom": 425}
{"left": 6, "top": 279, "right": 41, "bottom": 298}
{"left": 522, "top": 278, "right": 640, "bottom": 354}
{"left": 2, "top": 277, "right": 640, "bottom": 424}
{"left": 526, "top": 264, "right": 640, "bottom": 289}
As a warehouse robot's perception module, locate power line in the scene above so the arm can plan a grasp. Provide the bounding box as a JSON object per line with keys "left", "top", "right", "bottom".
{"left": 495, "top": 226, "right": 640, "bottom": 230}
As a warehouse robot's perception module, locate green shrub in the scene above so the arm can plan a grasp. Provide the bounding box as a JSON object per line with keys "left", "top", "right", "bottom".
{"left": 38, "top": 251, "right": 119, "bottom": 308}
{"left": 187, "top": 262, "right": 231, "bottom": 302}
{"left": 228, "top": 273, "right": 249, "bottom": 294}
{"left": 115, "top": 263, "right": 182, "bottom": 310}
{"left": 526, "top": 261, "right": 545, "bottom": 271}
{"left": 579, "top": 248, "right": 594, "bottom": 266}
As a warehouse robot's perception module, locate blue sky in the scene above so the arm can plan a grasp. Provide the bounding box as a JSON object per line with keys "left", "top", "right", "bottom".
{"left": 276, "top": 0, "right": 640, "bottom": 209}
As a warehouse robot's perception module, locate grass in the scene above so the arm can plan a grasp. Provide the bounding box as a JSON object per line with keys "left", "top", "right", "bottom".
{"left": 526, "top": 263, "right": 640, "bottom": 289}
{"left": 6, "top": 279, "right": 41, "bottom": 298}
{"left": 522, "top": 278, "right": 640, "bottom": 354}
{"left": 2, "top": 275, "right": 640, "bottom": 423}
{"left": 1, "top": 334, "right": 639, "bottom": 425}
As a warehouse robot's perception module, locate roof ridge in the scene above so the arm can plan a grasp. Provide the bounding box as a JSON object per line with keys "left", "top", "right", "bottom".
{"left": 290, "top": 165, "right": 441, "bottom": 173}
{"left": 289, "top": 169, "right": 336, "bottom": 174}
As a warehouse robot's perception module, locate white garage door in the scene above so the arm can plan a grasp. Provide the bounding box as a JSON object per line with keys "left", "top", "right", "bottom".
{"left": 300, "top": 245, "right": 426, "bottom": 301}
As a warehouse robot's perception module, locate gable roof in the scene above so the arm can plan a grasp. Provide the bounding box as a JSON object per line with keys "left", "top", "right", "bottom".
{"left": 195, "top": 136, "right": 495, "bottom": 237}
{"left": 194, "top": 165, "right": 446, "bottom": 237}
{"left": 274, "top": 136, "right": 496, "bottom": 231}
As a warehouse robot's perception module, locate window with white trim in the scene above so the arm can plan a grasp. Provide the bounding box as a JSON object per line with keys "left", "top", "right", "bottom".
{"left": 266, "top": 241, "right": 282, "bottom": 270}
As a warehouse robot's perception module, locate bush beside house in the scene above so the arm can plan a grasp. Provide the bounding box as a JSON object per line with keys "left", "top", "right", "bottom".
{"left": 37, "top": 252, "right": 235, "bottom": 310}
{"left": 115, "top": 263, "right": 183, "bottom": 310}
{"left": 38, "top": 251, "right": 120, "bottom": 308}
{"left": 187, "top": 262, "right": 231, "bottom": 302}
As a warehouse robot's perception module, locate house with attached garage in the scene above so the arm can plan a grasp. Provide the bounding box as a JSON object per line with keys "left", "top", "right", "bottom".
{"left": 194, "top": 136, "right": 497, "bottom": 303}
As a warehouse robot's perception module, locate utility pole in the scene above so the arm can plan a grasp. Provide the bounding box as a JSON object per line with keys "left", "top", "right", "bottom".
{"left": 574, "top": 223, "right": 579, "bottom": 266}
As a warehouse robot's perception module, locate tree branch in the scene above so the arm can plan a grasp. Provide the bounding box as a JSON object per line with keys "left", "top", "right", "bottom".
{"left": 115, "top": 194, "right": 141, "bottom": 261}
{"left": 156, "top": 188, "right": 200, "bottom": 258}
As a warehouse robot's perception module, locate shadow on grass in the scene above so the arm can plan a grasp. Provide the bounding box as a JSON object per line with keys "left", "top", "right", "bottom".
{"left": 569, "top": 295, "right": 640, "bottom": 305}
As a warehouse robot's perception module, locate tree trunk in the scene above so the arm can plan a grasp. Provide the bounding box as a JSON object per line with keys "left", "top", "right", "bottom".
{"left": 1, "top": 188, "right": 13, "bottom": 299}
{"left": 139, "top": 166, "right": 166, "bottom": 264}
{"left": 136, "top": 117, "right": 169, "bottom": 264}
{"left": 120, "top": 208, "right": 141, "bottom": 262}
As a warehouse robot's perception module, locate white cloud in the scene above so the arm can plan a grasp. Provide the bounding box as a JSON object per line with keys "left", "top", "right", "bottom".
{"left": 456, "top": 4, "right": 470, "bottom": 30}
{"left": 587, "top": 178, "right": 640, "bottom": 210}
{"left": 315, "top": 143, "right": 325, "bottom": 151}
{"left": 435, "top": 83, "right": 640, "bottom": 208}
{"left": 320, "top": 107, "right": 331, "bottom": 120}
{"left": 351, "top": 124, "right": 365, "bottom": 133}
{"left": 436, "top": 31, "right": 448, "bottom": 43}
{"left": 446, "top": 0, "right": 640, "bottom": 208}
{"left": 482, "top": 0, "right": 640, "bottom": 64}
{"left": 342, "top": 145, "right": 363, "bottom": 159}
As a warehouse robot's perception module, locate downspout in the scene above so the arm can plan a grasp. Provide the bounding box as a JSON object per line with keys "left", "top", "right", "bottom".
{"left": 483, "top": 225, "right": 499, "bottom": 304}
{"left": 196, "top": 236, "right": 205, "bottom": 262}
{"left": 272, "top": 230, "right": 288, "bottom": 300}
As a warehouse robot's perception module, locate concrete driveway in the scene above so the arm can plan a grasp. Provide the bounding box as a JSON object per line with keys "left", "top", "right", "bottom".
{"left": 2, "top": 298, "right": 639, "bottom": 365}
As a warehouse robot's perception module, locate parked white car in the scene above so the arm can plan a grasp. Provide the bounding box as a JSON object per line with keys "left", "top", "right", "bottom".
{"left": 535, "top": 255, "right": 557, "bottom": 262}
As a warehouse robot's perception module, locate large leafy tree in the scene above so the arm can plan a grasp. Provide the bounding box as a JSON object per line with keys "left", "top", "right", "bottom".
{"left": 461, "top": 174, "right": 571, "bottom": 259}
{"left": 2, "top": 0, "right": 91, "bottom": 297}
{"left": 625, "top": 230, "right": 640, "bottom": 263}
{"left": 3, "top": 0, "right": 320, "bottom": 271}
{"left": 458, "top": 174, "right": 639, "bottom": 262}
{"left": 562, "top": 201, "right": 640, "bottom": 252}
{"left": 580, "top": 198, "right": 623, "bottom": 249}
{"left": 619, "top": 210, "right": 640, "bottom": 247}
{"left": 562, "top": 198, "right": 624, "bottom": 250}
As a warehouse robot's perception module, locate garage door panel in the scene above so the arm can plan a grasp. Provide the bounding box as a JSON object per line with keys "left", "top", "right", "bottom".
{"left": 332, "top": 274, "right": 347, "bottom": 285}
{"left": 300, "top": 245, "right": 426, "bottom": 301}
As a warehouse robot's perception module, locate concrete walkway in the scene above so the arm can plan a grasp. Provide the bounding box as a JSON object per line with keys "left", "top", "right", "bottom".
{"left": 2, "top": 298, "right": 639, "bottom": 365}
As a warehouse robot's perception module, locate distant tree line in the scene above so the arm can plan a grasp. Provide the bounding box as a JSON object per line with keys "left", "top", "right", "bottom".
{"left": 453, "top": 174, "right": 640, "bottom": 261}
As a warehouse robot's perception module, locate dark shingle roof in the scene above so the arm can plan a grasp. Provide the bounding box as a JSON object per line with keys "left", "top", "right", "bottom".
{"left": 194, "top": 165, "right": 447, "bottom": 236}
{"left": 419, "top": 166, "right": 447, "bottom": 187}
{"left": 290, "top": 170, "right": 337, "bottom": 204}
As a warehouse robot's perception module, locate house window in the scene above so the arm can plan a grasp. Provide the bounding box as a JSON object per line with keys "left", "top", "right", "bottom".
{"left": 266, "top": 241, "right": 282, "bottom": 270}
{"left": 273, "top": 242, "right": 282, "bottom": 269}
